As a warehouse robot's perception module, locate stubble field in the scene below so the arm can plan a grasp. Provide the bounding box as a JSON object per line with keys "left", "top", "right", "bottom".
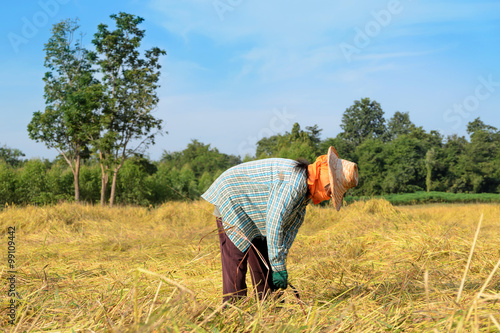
{"left": 1, "top": 199, "right": 499, "bottom": 332}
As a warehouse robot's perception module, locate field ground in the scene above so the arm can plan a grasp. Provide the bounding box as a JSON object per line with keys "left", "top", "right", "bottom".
{"left": 1, "top": 200, "right": 499, "bottom": 332}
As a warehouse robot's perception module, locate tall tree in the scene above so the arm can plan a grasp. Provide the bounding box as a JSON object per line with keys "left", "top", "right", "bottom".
{"left": 387, "top": 111, "right": 416, "bottom": 141}
{"left": 91, "top": 13, "right": 166, "bottom": 206}
{"left": 466, "top": 117, "right": 498, "bottom": 137}
{"left": 464, "top": 118, "right": 500, "bottom": 193}
{"left": 437, "top": 134, "right": 468, "bottom": 193}
{"left": 28, "top": 19, "right": 102, "bottom": 202}
{"left": 340, "top": 98, "right": 387, "bottom": 146}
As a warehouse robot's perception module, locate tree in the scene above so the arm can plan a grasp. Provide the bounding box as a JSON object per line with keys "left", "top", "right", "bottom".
{"left": 438, "top": 134, "right": 469, "bottom": 193}
{"left": 115, "top": 156, "right": 157, "bottom": 206}
{"left": 319, "top": 135, "right": 356, "bottom": 162}
{"left": 387, "top": 111, "right": 416, "bottom": 141}
{"left": 466, "top": 117, "right": 497, "bottom": 137}
{"left": 91, "top": 13, "right": 167, "bottom": 206}
{"left": 161, "top": 140, "right": 241, "bottom": 178}
{"left": 255, "top": 123, "right": 322, "bottom": 162}
{"left": 0, "top": 144, "right": 25, "bottom": 167}
{"left": 463, "top": 118, "right": 500, "bottom": 193}
{"left": 354, "top": 138, "right": 386, "bottom": 195}
{"left": 340, "top": 98, "right": 387, "bottom": 146}
{"left": 256, "top": 135, "right": 282, "bottom": 158}
{"left": 27, "top": 19, "right": 102, "bottom": 202}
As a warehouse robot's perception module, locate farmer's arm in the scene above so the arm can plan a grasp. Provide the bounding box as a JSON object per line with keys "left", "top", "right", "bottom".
{"left": 265, "top": 184, "right": 305, "bottom": 272}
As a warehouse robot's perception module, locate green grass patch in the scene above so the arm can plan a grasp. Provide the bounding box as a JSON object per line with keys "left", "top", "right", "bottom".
{"left": 347, "top": 191, "right": 500, "bottom": 206}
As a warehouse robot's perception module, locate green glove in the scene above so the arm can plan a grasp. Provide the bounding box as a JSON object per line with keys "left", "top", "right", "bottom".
{"left": 272, "top": 270, "right": 288, "bottom": 290}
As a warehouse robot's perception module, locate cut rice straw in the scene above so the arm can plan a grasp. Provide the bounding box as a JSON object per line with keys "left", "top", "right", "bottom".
{"left": 424, "top": 269, "right": 430, "bottom": 306}
{"left": 477, "top": 256, "right": 500, "bottom": 298}
{"left": 146, "top": 280, "right": 163, "bottom": 324}
{"left": 490, "top": 314, "right": 500, "bottom": 331}
{"left": 456, "top": 212, "right": 483, "bottom": 303}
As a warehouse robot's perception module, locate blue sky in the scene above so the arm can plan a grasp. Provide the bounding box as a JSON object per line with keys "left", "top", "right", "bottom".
{"left": 1, "top": 0, "right": 499, "bottom": 160}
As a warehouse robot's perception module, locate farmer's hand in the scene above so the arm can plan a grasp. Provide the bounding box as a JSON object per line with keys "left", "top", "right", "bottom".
{"left": 272, "top": 270, "right": 288, "bottom": 289}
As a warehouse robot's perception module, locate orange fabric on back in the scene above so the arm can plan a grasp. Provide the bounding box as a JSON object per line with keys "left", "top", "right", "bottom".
{"left": 307, "top": 155, "right": 331, "bottom": 204}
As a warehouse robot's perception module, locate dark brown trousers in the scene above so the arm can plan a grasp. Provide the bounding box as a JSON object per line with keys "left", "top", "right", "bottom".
{"left": 216, "top": 217, "right": 274, "bottom": 303}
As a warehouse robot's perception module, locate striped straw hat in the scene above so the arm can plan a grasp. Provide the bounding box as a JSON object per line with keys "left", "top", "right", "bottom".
{"left": 327, "top": 146, "right": 359, "bottom": 211}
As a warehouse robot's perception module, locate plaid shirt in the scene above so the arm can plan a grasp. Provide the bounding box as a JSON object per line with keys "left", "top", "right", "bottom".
{"left": 201, "top": 158, "right": 310, "bottom": 272}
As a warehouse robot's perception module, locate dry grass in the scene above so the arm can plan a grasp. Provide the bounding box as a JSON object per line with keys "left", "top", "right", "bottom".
{"left": 0, "top": 199, "right": 499, "bottom": 332}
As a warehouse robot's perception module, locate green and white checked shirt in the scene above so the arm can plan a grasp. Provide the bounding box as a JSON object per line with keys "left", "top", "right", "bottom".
{"left": 201, "top": 158, "right": 311, "bottom": 272}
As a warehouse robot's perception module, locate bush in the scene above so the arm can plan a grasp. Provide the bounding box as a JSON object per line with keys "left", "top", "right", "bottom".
{"left": 16, "top": 159, "right": 52, "bottom": 205}
{"left": 80, "top": 164, "right": 101, "bottom": 204}
{"left": 0, "top": 161, "right": 17, "bottom": 205}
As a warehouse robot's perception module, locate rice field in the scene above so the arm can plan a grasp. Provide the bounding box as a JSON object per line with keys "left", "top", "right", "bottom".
{"left": 0, "top": 199, "right": 499, "bottom": 332}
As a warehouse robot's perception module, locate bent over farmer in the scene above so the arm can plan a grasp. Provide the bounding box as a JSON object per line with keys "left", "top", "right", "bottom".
{"left": 201, "top": 147, "right": 358, "bottom": 303}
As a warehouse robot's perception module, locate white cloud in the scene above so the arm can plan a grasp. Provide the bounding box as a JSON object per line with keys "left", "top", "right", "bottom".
{"left": 149, "top": 0, "right": 500, "bottom": 85}
{"left": 355, "top": 48, "right": 445, "bottom": 61}
{"left": 149, "top": 0, "right": 500, "bottom": 45}
{"left": 234, "top": 44, "right": 343, "bottom": 82}
{"left": 148, "top": 0, "right": 379, "bottom": 46}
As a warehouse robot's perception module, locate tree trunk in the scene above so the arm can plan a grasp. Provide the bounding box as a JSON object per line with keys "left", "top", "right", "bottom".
{"left": 426, "top": 165, "right": 432, "bottom": 193}
{"left": 425, "top": 149, "right": 435, "bottom": 193}
{"left": 109, "top": 169, "right": 119, "bottom": 207}
{"left": 74, "top": 154, "right": 80, "bottom": 202}
{"left": 100, "top": 163, "right": 108, "bottom": 206}
{"left": 109, "top": 161, "right": 125, "bottom": 207}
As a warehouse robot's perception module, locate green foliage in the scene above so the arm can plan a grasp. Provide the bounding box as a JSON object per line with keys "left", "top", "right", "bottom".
{"left": 347, "top": 191, "right": 500, "bottom": 205}
{"left": 0, "top": 144, "right": 25, "bottom": 167}
{"left": 27, "top": 18, "right": 102, "bottom": 202}
{"left": 115, "top": 158, "right": 154, "bottom": 206}
{"left": 91, "top": 12, "right": 167, "bottom": 206}
{"left": 13, "top": 96, "right": 500, "bottom": 207}
{"left": 255, "top": 123, "right": 321, "bottom": 162}
{"left": 198, "top": 172, "right": 214, "bottom": 194}
{"left": 466, "top": 117, "right": 498, "bottom": 136}
{"left": 46, "top": 162, "right": 74, "bottom": 202}
{"left": 386, "top": 111, "right": 417, "bottom": 140}
{"left": 322, "top": 101, "right": 499, "bottom": 197}
{"left": 79, "top": 163, "right": 101, "bottom": 203}
{"left": 16, "top": 159, "right": 51, "bottom": 205}
{"left": 425, "top": 148, "right": 436, "bottom": 192}
{"left": 340, "top": 97, "right": 386, "bottom": 146}
{"left": 0, "top": 161, "right": 17, "bottom": 204}
{"left": 319, "top": 136, "right": 356, "bottom": 162}
{"left": 354, "top": 138, "right": 386, "bottom": 195}
{"left": 382, "top": 135, "right": 426, "bottom": 193}
{"left": 162, "top": 140, "right": 240, "bottom": 178}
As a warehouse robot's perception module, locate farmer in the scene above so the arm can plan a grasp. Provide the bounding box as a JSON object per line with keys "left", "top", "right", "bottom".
{"left": 201, "top": 147, "right": 358, "bottom": 303}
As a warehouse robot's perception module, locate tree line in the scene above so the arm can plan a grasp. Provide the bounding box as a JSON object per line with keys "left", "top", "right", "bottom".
{"left": 252, "top": 98, "right": 499, "bottom": 196}
{"left": 1, "top": 97, "right": 499, "bottom": 206}
{"left": 0, "top": 140, "right": 240, "bottom": 206}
